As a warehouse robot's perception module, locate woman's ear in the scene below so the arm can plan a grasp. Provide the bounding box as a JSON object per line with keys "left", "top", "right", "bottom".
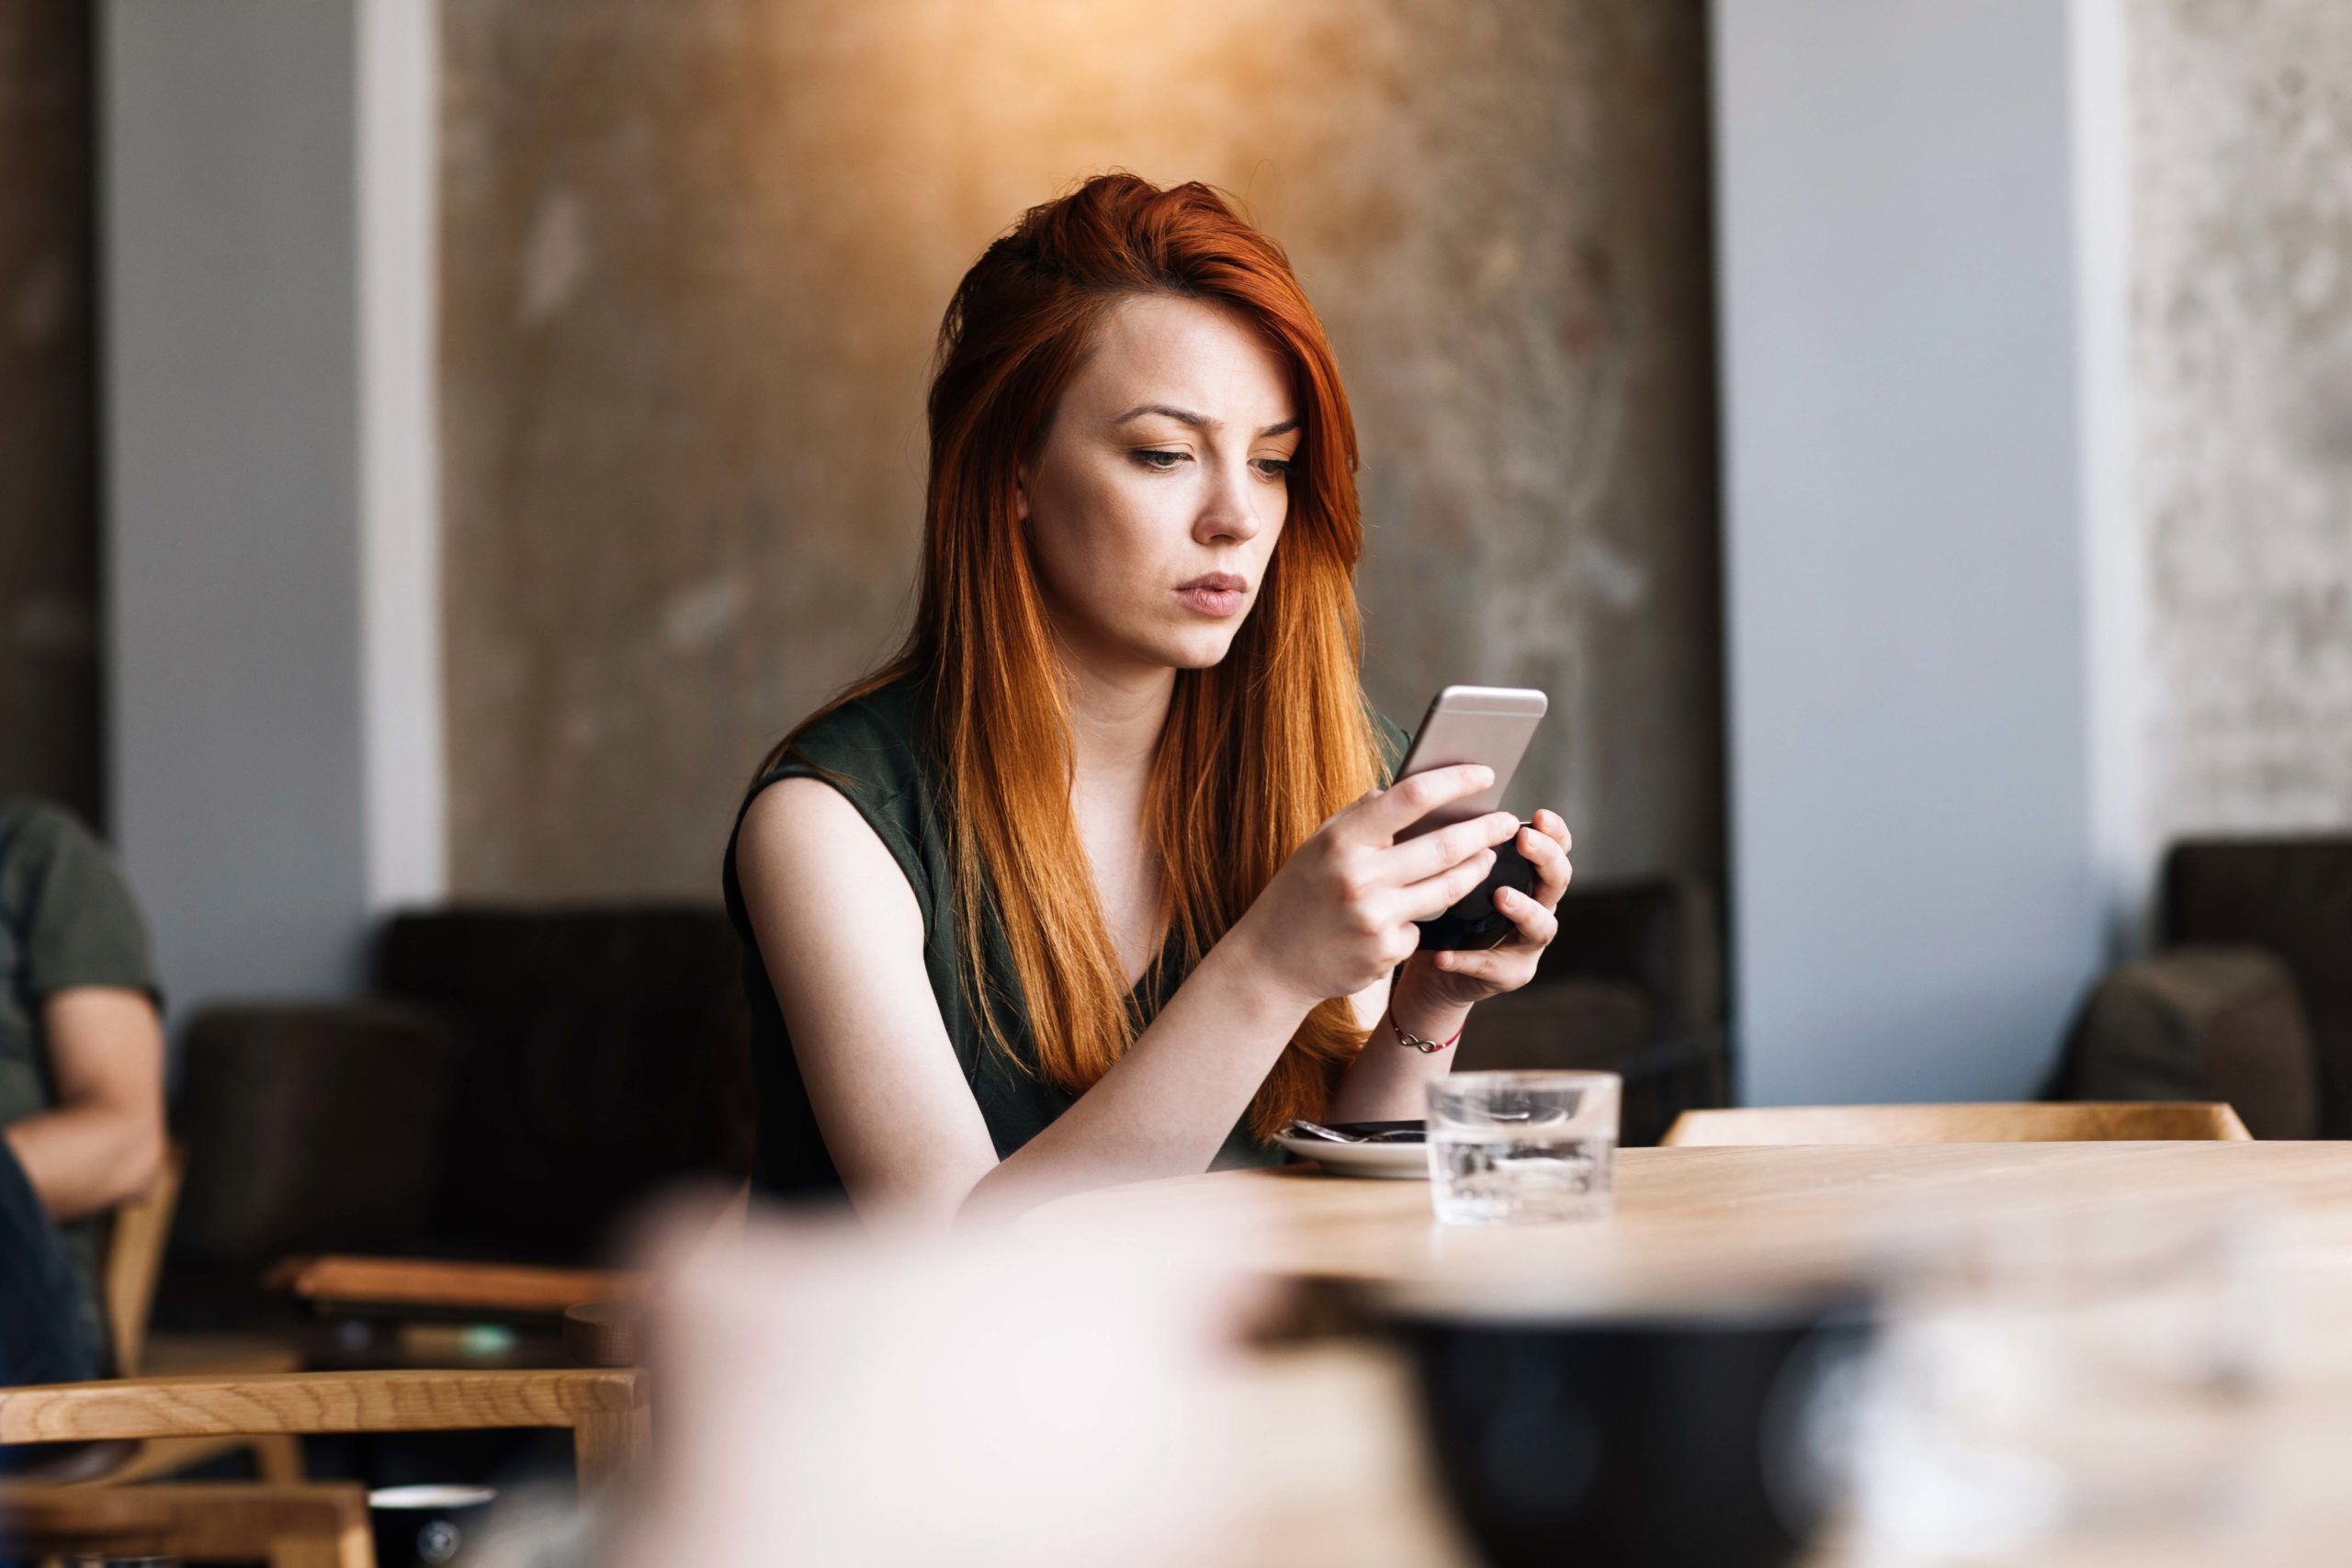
{"left": 1013, "top": 464, "right": 1031, "bottom": 525}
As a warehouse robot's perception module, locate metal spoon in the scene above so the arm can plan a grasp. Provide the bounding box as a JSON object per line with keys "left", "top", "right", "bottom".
{"left": 1283, "top": 1119, "right": 1426, "bottom": 1145}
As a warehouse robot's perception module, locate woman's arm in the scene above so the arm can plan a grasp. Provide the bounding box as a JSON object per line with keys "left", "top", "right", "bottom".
{"left": 738, "top": 768, "right": 1517, "bottom": 1228}
{"left": 1324, "top": 970, "right": 1465, "bottom": 1125}
{"left": 739, "top": 778, "right": 1313, "bottom": 1228}
{"left": 736, "top": 780, "right": 1002, "bottom": 1228}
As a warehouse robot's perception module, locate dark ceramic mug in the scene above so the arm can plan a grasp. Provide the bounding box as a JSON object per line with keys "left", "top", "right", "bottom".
{"left": 1391, "top": 1297, "right": 1871, "bottom": 1568}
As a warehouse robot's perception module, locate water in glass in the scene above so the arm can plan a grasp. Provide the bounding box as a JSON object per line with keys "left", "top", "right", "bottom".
{"left": 1427, "top": 1071, "right": 1619, "bottom": 1225}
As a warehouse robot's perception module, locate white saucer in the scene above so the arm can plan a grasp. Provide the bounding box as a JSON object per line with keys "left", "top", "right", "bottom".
{"left": 1272, "top": 1133, "right": 1430, "bottom": 1179}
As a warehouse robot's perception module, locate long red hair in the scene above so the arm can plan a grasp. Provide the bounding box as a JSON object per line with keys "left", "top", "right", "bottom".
{"left": 763, "top": 172, "right": 1383, "bottom": 1139}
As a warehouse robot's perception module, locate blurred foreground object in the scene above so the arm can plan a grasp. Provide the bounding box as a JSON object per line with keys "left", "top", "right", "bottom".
{"left": 1849, "top": 1196, "right": 2278, "bottom": 1560}
{"left": 610, "top": 1210, "right": 1260, "bottom": 1568}
{"left": 1662, "top": 1102, "right": 2250, "bottom": 1146}
{"left": 1390, "top": 1288, "right": 1865, "bottom": 1568}
{"left": 1028, "top": 1145, "right": 2352, "bottom": 1564}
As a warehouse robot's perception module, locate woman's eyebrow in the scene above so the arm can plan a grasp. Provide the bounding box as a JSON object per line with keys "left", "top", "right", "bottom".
{"left": 1114, "top": 403, "right": 1301, "bottom": 438}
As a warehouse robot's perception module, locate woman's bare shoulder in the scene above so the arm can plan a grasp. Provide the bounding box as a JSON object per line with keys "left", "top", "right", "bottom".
{"left": 737, "top": 777, "right": 917, "bottom": 928}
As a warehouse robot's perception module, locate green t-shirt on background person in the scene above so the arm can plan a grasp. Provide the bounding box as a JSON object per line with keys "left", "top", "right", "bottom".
{"left": 0, "top": 798, "right": 162, "bottom": 1354}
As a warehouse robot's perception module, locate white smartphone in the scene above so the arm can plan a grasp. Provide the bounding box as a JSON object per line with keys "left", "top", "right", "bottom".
{"left": 1391, "top": 685, "right": 1549, "bottom": 840}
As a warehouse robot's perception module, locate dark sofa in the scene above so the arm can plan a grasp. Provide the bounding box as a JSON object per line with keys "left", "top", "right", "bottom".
{"left": 167, "top": 907, "right": 754, "bottom": 1311}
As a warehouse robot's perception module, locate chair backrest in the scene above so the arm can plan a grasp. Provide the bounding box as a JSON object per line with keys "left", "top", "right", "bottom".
{"left": 103, "top": 1141, "right": 185, "bottom": 1377}
{"left": 1659, "top": 1100, "right": 2253, "bottom": 1146}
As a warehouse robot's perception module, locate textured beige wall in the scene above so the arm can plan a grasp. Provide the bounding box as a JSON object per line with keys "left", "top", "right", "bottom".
{"left": 2133, "top": 1, "right": 2352, "bottom": 844}
{"left": 441, "top": 0, "right": 1721, "bottom": 897}
{"left": 0, "top": 4, "right": 99, "bottom": 823}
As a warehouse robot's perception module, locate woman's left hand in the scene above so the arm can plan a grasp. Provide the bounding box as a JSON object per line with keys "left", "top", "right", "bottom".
{"left": 1392, "top": 808, "right": 1572, "bottom": 1013}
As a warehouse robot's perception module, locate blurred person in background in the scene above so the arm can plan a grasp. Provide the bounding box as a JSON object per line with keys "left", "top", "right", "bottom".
{"left": 0, "top": 798, "right": 164, "bottom": 1393}
{"left": 728, "top": 174, "right": 1575, "bottom": 1227}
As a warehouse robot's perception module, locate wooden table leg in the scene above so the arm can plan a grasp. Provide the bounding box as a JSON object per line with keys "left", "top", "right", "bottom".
{"left": 575, "top": 1400, "right": 652, "bottom": 1505}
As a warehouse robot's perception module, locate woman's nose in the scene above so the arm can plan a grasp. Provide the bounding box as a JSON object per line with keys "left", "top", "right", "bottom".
{"left": 1194, "top": 460, "right": 1264, "bottom": 544}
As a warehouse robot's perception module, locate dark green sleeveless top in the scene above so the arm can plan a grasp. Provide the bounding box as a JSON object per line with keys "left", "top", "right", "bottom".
{"left": 722, "top": 671, "right": 1408, "bottom": 1200}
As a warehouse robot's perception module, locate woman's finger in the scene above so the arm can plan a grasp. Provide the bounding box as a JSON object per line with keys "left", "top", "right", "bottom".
{"left": 1516, "top": 824, "right": 1571, "bottom": 908}
{"left": 1534, "top": 808, "right": 1573, "bottom": 855}
{"left": 1431, "top": 947, "right": 1532, "bottom": 987}
{"left": 1495, "top": 884, "right": 1558, "bottom": 949}
{"left": 1352, "top": 764, "right": 1496, "bottom": 844}
{"left": 1384, "top": 811, "right": 1520, "bottom": 887}
{"left": 1394, "top": 846, "right": 1497, "bottom": 922}
{"left": 1320, "top": 784, "right": 1389, "bottom": 834}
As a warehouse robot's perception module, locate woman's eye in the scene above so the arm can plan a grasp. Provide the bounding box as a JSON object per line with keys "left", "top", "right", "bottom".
{"left": 1132, "top": 449, "right": 1186, "bottom": 470}
{"left": 1254, "top": 458, "right": 1295, "bottom": 480}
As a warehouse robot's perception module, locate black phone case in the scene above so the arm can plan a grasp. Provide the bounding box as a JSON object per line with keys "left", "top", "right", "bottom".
{"left": 1414, "top": 825, "right": 1541, "bottom": 952}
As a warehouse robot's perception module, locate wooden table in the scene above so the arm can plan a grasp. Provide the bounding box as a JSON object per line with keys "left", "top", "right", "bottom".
{"left": 1029, "top": 1144, "right": 2352, "bottom": 1567}
{"left": 1031, "top": 1142, "right": 2352, "bottom": 1303}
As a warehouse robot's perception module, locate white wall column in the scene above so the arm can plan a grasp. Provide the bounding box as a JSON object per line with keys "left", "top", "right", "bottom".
{"left": 102, "top": 0, "right": 443, "bottom": 1016}
{"left": 1712, "top": 0, "right": 2130, "bottom": 1103}
{"left": 358, "top": 0, "right": 447, "bottom": 915}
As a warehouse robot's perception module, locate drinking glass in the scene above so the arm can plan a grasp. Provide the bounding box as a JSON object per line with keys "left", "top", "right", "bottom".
{"left": 1425, "top": 1070, "right": 1619, "bottom": 1224}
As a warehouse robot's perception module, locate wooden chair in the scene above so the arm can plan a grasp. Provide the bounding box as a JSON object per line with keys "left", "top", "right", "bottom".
{"left": 268, "top": 1255, "right": 650, "bottom": 1318}
{"left": 1659, "top": 1100, "right": 2254, "bottom": 1146}
{"left": 0, "top": 1367, "right": 648, "bottom": 1505}
{"left": 64, "top": 1140, "right": 311, "bottom": 1486}
{"left": 263, "top": 1182, "right": 741, "bottom": 1330}
{"left": 0, "top": 1479, "right": 372, "bottom": 1567}
{"left": 103, "top": 1141, "right": 185, "bottom": 1378}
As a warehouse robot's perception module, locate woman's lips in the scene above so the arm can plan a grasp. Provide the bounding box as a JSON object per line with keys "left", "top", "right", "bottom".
{"left": 1174, "top": 581, "right": 1248, "bottom": 617}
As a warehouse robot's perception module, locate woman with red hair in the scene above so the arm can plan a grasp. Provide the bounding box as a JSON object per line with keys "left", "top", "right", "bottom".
{"left": 725, "top": 173, "right": 1573, "bottom": 1224}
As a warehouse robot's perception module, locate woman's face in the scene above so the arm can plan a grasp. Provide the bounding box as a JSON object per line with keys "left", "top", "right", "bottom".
{"left": 1018, "top": 293, "right": 1301, "bottom": 681}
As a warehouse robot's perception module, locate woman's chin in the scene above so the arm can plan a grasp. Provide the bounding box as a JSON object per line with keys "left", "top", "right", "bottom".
{"left": 1088, "top": 619, "right": 1244, "bottom": 674}
{"left": 1159, "top": 629, "right": 1244, "bottom": 671}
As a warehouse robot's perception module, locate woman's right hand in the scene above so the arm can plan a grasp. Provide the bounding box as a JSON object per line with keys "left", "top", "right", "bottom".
{"left": 1229, "top": 764, "right": 1524, "bottom": 1012}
